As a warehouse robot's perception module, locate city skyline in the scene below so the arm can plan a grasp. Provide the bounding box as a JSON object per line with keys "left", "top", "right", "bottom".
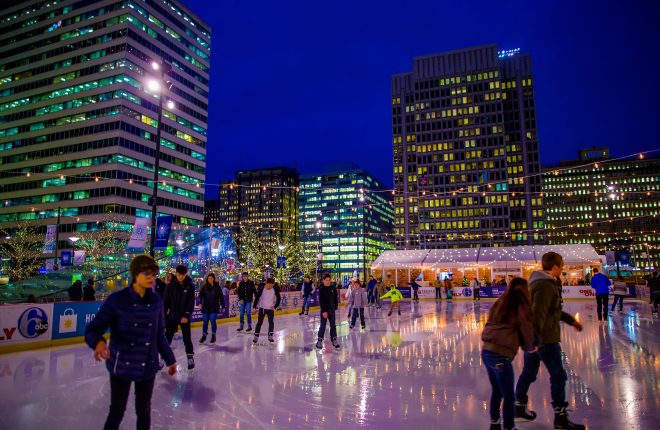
{"left": 181, "top": 0, "right": 660, "bottom": 198}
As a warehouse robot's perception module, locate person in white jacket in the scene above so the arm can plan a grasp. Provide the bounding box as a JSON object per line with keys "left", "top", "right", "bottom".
{"left": 344, "top": 281, "right": 353, "bottom": 318}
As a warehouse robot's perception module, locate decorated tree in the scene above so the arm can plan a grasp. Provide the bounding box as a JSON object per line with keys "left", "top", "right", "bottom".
{"left": 0, "top": 221, "right": 44, "bottom": 282}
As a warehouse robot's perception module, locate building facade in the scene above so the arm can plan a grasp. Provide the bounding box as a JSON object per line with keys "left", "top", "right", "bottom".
{"left": 0, "top": 0, "right": 210, "bottom": 256}
{"left": 543, "top": 148, "right": 660, "bottom": 271}
{"left": 203, "top": 180, "right": 238, "bottom": 226}
{"left": 392, "top": 45, "right": 544, "bottom": 249}
{"left": 299, "top": 164, "right": 395, "bottom": 282}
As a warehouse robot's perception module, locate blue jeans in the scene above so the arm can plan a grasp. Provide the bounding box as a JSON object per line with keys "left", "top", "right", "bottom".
{"left": 201, "top": 312, "right": 217, "bottom": 335}
{"left": 302, "top": 295, "right": 312, "bottom": 311}
{"left": 482, "top": 350, "right": 514, "bottom": 430}
{"left": 238, "top": 301, "right": 252, "bottom": 326}
{"left": 351, "top": 307, "right": 365, "bottom": 328}
{"left": 515, "top": 343, "right": 568, "bottom": 409}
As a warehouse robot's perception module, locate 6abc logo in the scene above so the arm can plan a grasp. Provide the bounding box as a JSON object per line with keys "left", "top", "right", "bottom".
{"left": 18, "top": 307, "right": 49, "bottom": 339}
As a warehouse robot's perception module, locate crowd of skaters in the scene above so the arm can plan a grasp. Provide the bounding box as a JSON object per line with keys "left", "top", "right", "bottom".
{"left": 79, "top": 252, "right": 660, "bottom": 430}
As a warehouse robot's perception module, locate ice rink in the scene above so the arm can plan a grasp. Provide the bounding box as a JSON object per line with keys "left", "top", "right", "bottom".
{"left": 0, "top": 300, "right": 658, "bottom": 429}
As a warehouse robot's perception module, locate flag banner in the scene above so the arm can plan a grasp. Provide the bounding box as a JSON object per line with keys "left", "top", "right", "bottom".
{"left": 127, "top": 218, "right": 150, "bottom": 249}
{"left": 73, "top": 250, "right": 85, "bottom": 265}
{"left": 154, "top": 216, "right": 173, "bottom": 250}
{"left": 43, "top": 225, "right": 57, "bottom": 254}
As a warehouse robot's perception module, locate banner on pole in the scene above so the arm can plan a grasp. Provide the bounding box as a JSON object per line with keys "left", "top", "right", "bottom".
{"left": 43, "top": 225, "right": 57, "bottom": 254}
{"left": 60, "top": 250, "right": 72, "bottom": 267}
{"left": 73, "top": 250, "right": 85, "bottom": 265}
{"left": 154, "top": 216, "right": 173, "bottom": 250}
{"left": 127, "top": 218, "right": 150, "bottom": 249}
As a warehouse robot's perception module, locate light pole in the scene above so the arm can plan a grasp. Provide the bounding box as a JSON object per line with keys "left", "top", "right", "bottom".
{"left": 315, "top": 219, "right": 322, "bottom": 281}
{"left": 148, "top": 60, "right": 174, "bottom": 257}
{"left": 607, "top": 184, "right": 621, "bottom": 277}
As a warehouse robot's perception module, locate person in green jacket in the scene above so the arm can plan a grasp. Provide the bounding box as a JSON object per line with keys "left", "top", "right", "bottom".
{"left": 380, "top": 285, "right": 403, "bottom": 316}
{"left": 514, "top": 252, "right": 585, "bottom": 430}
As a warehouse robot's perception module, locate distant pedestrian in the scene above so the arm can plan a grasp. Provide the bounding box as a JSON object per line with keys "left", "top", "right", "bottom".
{"left": 649, "top": 271, "right": 660, "bottom": 314}
{"left": 471, "top": 278, "right": 481, "bottom": 301}
{"left": 610, "top": 276, "right": 627, "bottom": 313}
{"left": 316, "top": 274, "right": 340, "bottom": 350}
{"left": 236, "top": 272, "right": 256, "bottom": 332}
{"left": 67, "top": 280, "right": 83, "bottom": 301}
{"left": 374, "top": 278, "right": 386, "bottom": 309}
{"left": 367, "top": 275, "right": 377, "bottom": 306}
{"left": 199, "top": 273, "right": 225, "bottom": 344}
{"left": 83, "top": 278, "right": 96, "bottom": 301}
{"left": 299, "top": 276, "right": 314, "bottom": 316}
{"left": 590, "top": 268, "right": 611, "bottom": 322}
{"left": 164, "top": 265, "right": 195, "bottom": 370}
{"left": 348, "top": 279, "right": 367, "bottom": 330}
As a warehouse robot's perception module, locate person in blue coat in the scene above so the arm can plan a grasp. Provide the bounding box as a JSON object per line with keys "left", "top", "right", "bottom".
{"left": 590, "top": 267, "right": 611, "bottom": 321}
{"left": 85, "top": 255, "right": 177, "bottom": 430}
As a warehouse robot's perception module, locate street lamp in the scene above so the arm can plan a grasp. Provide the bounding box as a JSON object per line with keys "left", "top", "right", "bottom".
{"left": 147, "top": 59, "right": 174, "bottom": 257}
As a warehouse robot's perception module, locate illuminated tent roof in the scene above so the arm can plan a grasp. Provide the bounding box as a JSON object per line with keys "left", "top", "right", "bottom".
{"left": 371, "top": 244, "right": 601, "bottom": 270}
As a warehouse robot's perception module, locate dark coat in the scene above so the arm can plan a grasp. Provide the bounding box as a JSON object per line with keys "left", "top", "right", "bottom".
{"left": 198, "top": 282, "right": 225, "bottom": 314}
{"left": 82, "top": 284, "right": 96, "bottom": 301}
{"left": 163, "top": 276, "right": 195, "bottom": 322}
{"left": 154, "top": 278, "right": 167, "bottom": 297}
{"left": 481, "top": 296, "right": 534, "bottom": 358}
{"left": 302, "top": 281, "right": 314, "bottom": 297}
{"left": 319, "top": 284, "right": 338, "bottom": 313}
{"left": 236, "top": 279, "right": 256, "bottom": 303}
{"left": 84, "top": 287, "right": 175, "bottom": 381}
{"left": 68, "top": 282, "right": 83, "bottom": 301}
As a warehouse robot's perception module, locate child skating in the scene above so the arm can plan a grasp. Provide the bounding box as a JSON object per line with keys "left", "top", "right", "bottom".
{"left": 380, "top": 285, "right": 403, "bottom": 316}
{"left": 348, "top": 279, "right": 368, "bottom": 329}
{"left": 252, "top": 278, "right": 281, "bottom": 344}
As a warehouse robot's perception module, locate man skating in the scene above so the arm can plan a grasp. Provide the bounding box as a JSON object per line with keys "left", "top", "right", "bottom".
{"left": 590, "top": 267, "right": 611, "bottom": 322}
{"left": 164, "top": 265, "right": 196, "bottom": 370}
{"left": 299, "top": 276, "right": 315, "bottom": 315}
{"left": 316, "top": 274, "right": 340, "bottom": 350}
{"left": 236, "top": 272, "right": 256, "bottom": 332}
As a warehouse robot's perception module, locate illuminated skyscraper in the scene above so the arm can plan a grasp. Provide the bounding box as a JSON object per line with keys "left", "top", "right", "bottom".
{"left": 392, "top": 45, "right": 544, "bottom": 249}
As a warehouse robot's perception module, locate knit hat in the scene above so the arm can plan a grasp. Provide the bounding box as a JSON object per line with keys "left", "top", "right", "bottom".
{"left": 130, "top": 255, "right": 159, "bottom": 279}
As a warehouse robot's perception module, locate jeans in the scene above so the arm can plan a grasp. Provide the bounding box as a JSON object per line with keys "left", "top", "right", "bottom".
{"left": 318, "top": 310, "right": 337, "bottom": 340}
{"left": 596, "top": 293, "right": 609, "bottom": 320}
{"left": 302, "top": 295, "right": 312, "bottom": 311}
{"left": 474, "top": 288, "right": 481, "bottom": 300}
{"left": 202, "top": 312, "right": 218, "bottom": 335}
{"left": 238, "top": 301, "right": 252, "bottom": 326}
{"left": 350, "top": 307, "right": 365, "bottom": 328}
{"left": 367, "top": 289, "right": 374, "bottom": 304}
{"left": 104, "top": 374, "right": 155, "bottom": 430}
{"left": 611, "top": 295, "right": 624, "bottom": 312}
{"left": 165, "top": 319, "right": 194, "bottom": 355}
{"left": 435, "top": 288, "right": 442, "bottom": 299}
{"left": 515, "top": 343, "right": 568, "bottom": 409}
{"left": 482, "top": 350, "right": 514, "bottom": 430}
{"left": 254, "top": 308, "right": 274, "bottom": 335}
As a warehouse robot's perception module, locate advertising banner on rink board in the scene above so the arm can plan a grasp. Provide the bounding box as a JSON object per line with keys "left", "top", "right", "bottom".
{"left": 0, "top": 303, "right": 53, "bottom": 346}
{"left": 51, "top": 302, "right": 104, "bottom": 340}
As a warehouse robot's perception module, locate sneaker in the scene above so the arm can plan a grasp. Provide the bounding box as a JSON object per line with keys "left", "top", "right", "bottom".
{"left": 268, "top": 333, "right": 274, "bottom": 343}
{"left": 210, "top": 334, "right": 216, "bottom": 344}
{"left": 199, "top": 334, "right": 207, "bottom": 343}
{"left": 316, "top": 339, "right": 323, "bottom": 350}
{"left": 361, "top": 325, "right": 366, "bottom": 330}
{"left": 252, "top": 336, "right": 258, "bottom": 344}
{"left": 387, "top": 312, "right": 392, "bottom": 316}
{"left": 489, "top": 419, "right": 502, "bottom": 430}
{"left": 553, "top": 407, "right": 585, "bottom": 430}
{"left": 332, "top": 338, "right": 340, "bottom": 349}
{"left": 299, "top": 311, "right": 304, "bottom": 316}
{"left": 514, "top": 402, "right": 537, "bottom": 421}
{"left": 187, "top": 355, "right": 195, "bottom": 370}
{"left": 305, "top": 310, "right": 309, "bottom": 315}
{"left": 237, "top": 326, "right": 244, "bottom": 332}
{"left": 246, "top": 327, "right": 252, "bottom": 333}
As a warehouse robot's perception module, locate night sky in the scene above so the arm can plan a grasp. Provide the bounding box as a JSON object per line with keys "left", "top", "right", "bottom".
{"left": 181, "top": 0, "right": 660, "bottom": 198}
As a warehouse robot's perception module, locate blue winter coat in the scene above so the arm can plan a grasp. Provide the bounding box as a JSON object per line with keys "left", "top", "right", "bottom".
{"left": 85, "top": 286, "right": 176, "bottom": 381}
{"left": 590, "top": 273, "right": 611, "bottom": 295}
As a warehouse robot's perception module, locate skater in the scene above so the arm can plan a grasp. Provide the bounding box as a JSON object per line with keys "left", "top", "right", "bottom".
{"left": 471, "top": 278, "right": 481, "bottom": 301}
{"left": 514, "top": 252, "right": 585, "bottom": 429}
{"left": 85, "top": 255, "right": 177, "bottom": 430}
{"left": 236, "top": 272, "right": 256, "bottom": 332}
{"left": 316, "top": 274, "right": 341, "bottom": 350}
{"left": 252, "top": 277, "right": 281, "bottom": 344}
{"left": 435, "top": 280, "right": 443, "bottom": 300}
{"left": 380, "top": 285, "right": 403, "bottom": 316}
{"left": 83, "top": 278, "right": 96, "bottom": 301}
{"left": 375, "top": 277, "right": 387, "bottom": 309}
{"left": 610, "top": 276, "right": 627, "bottom": 314}
{"left": 299, "top": 276, "right": 314, "bottom": 315}
{"left": 481, "top": 277, "right": 535, "bottom": 430}
{"left": 344, "top": 280, "right": 354, "bottom": 318}
{"left": 164, "top": 265, "right": 196, "bottom": 370}
{"left": 590, "top": 267, "right": 611, "bottom": 321}
{"left": 410, "top": 280, "right": 420, "bottom": 301}
{"left": 349, "top": 279, "right": 368, "bottom": 329}
{"left": 649, "top": 271, "right": 660, "bottom": 314}
{"left": 367, "top": 275, "right": 377, "bottom": 306}
{"left": 199, "top": 273, "right": 225, "bottom": 344}
{"left": 445, "top": 281, "right": 453, "bottom": 302}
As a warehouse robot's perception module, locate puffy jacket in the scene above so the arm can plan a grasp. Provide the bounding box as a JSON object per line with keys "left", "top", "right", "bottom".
{"left": 199, "top": 282, "right": 225, "bottom": 314}
{"left": 381, "top": 287, "right": 403, "bottom": 303}
{"left": 349, "top": 288, "right": 368, "bottom": 308}
{"left": 237, "top": 279, "right": 256, "bottom": 303}
{"left": 319, "top": 285, "right": 338, "bottom": 312}
{"left": 590, "top": 273, "right": 611, "bottom": 295}
{"left": 612, "top": 280, "right": 627, "bottom": 296}
{"left": 163, "top": 276, "right": 195, "bottom": 322}
{"left": 482, "top": 295, "right": 534, "bottom": 358}
{"left": 302, "top": 281, "right": 314, "bottom": 297}
{"left": 85, "top": 287, "right": 175, "bottom": 381}
{"left": 528, "top": 270, "right": 576, "bottom": 345}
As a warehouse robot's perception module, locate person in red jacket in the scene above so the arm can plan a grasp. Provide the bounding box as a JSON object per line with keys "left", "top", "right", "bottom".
{"left": 481, "top": 277, "right": 535, "bottom": 430}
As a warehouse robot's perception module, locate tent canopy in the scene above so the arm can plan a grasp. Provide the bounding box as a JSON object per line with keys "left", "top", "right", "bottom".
{"left": 371, "top": 244, "right": 601, "bottom": 270}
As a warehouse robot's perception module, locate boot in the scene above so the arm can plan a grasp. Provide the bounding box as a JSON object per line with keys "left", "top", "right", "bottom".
{"left": 187, "top": 354, "right": 195, "bottom": 370}
{"left": 332, "top": 338, "right": 340, "bottom": 349}
{"left": 514, "top": 402, "right": 537, "bottom": 421}
{"left": 305, "top": 309, "right": 309, "bottom": 315}
{"left": 252, "top": 335, "right": 258, "bottom": 344}
{"left": 199, "top": 334, "right": 207, "bottom": 343}
{"left": 268, "top": 333, "right": 274, "bottom": 343}
{"left": 553, "top": 407, "right": 585, "bottom": 429}
{"left": 210, "top": 334, "right": 216, "bottom": 344}
{"left": 246, "top": 326, "right": 252, "bottom": 333}
{"left": 299, "top": 310, "right": 304, "bottom": 315}
{"left": 237, "top": 325, "right": 243, "bottom": 332}
{"left": 489, "top": 419, "right": 502, "bottom": 430}
{"left": 316, "top": 339, "right": 323, "bottom": 350}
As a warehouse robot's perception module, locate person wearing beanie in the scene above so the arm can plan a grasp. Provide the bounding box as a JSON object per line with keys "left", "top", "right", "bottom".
{"left": 85, "top": 254, "right": 177, "bottom": 430}
{"left": 163, "top": 264, "right": 196, "bottom": 370}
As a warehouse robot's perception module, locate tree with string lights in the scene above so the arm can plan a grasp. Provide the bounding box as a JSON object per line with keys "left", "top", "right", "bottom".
{"left": 0, "top": 221, "right": 44, "bottom": 282}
